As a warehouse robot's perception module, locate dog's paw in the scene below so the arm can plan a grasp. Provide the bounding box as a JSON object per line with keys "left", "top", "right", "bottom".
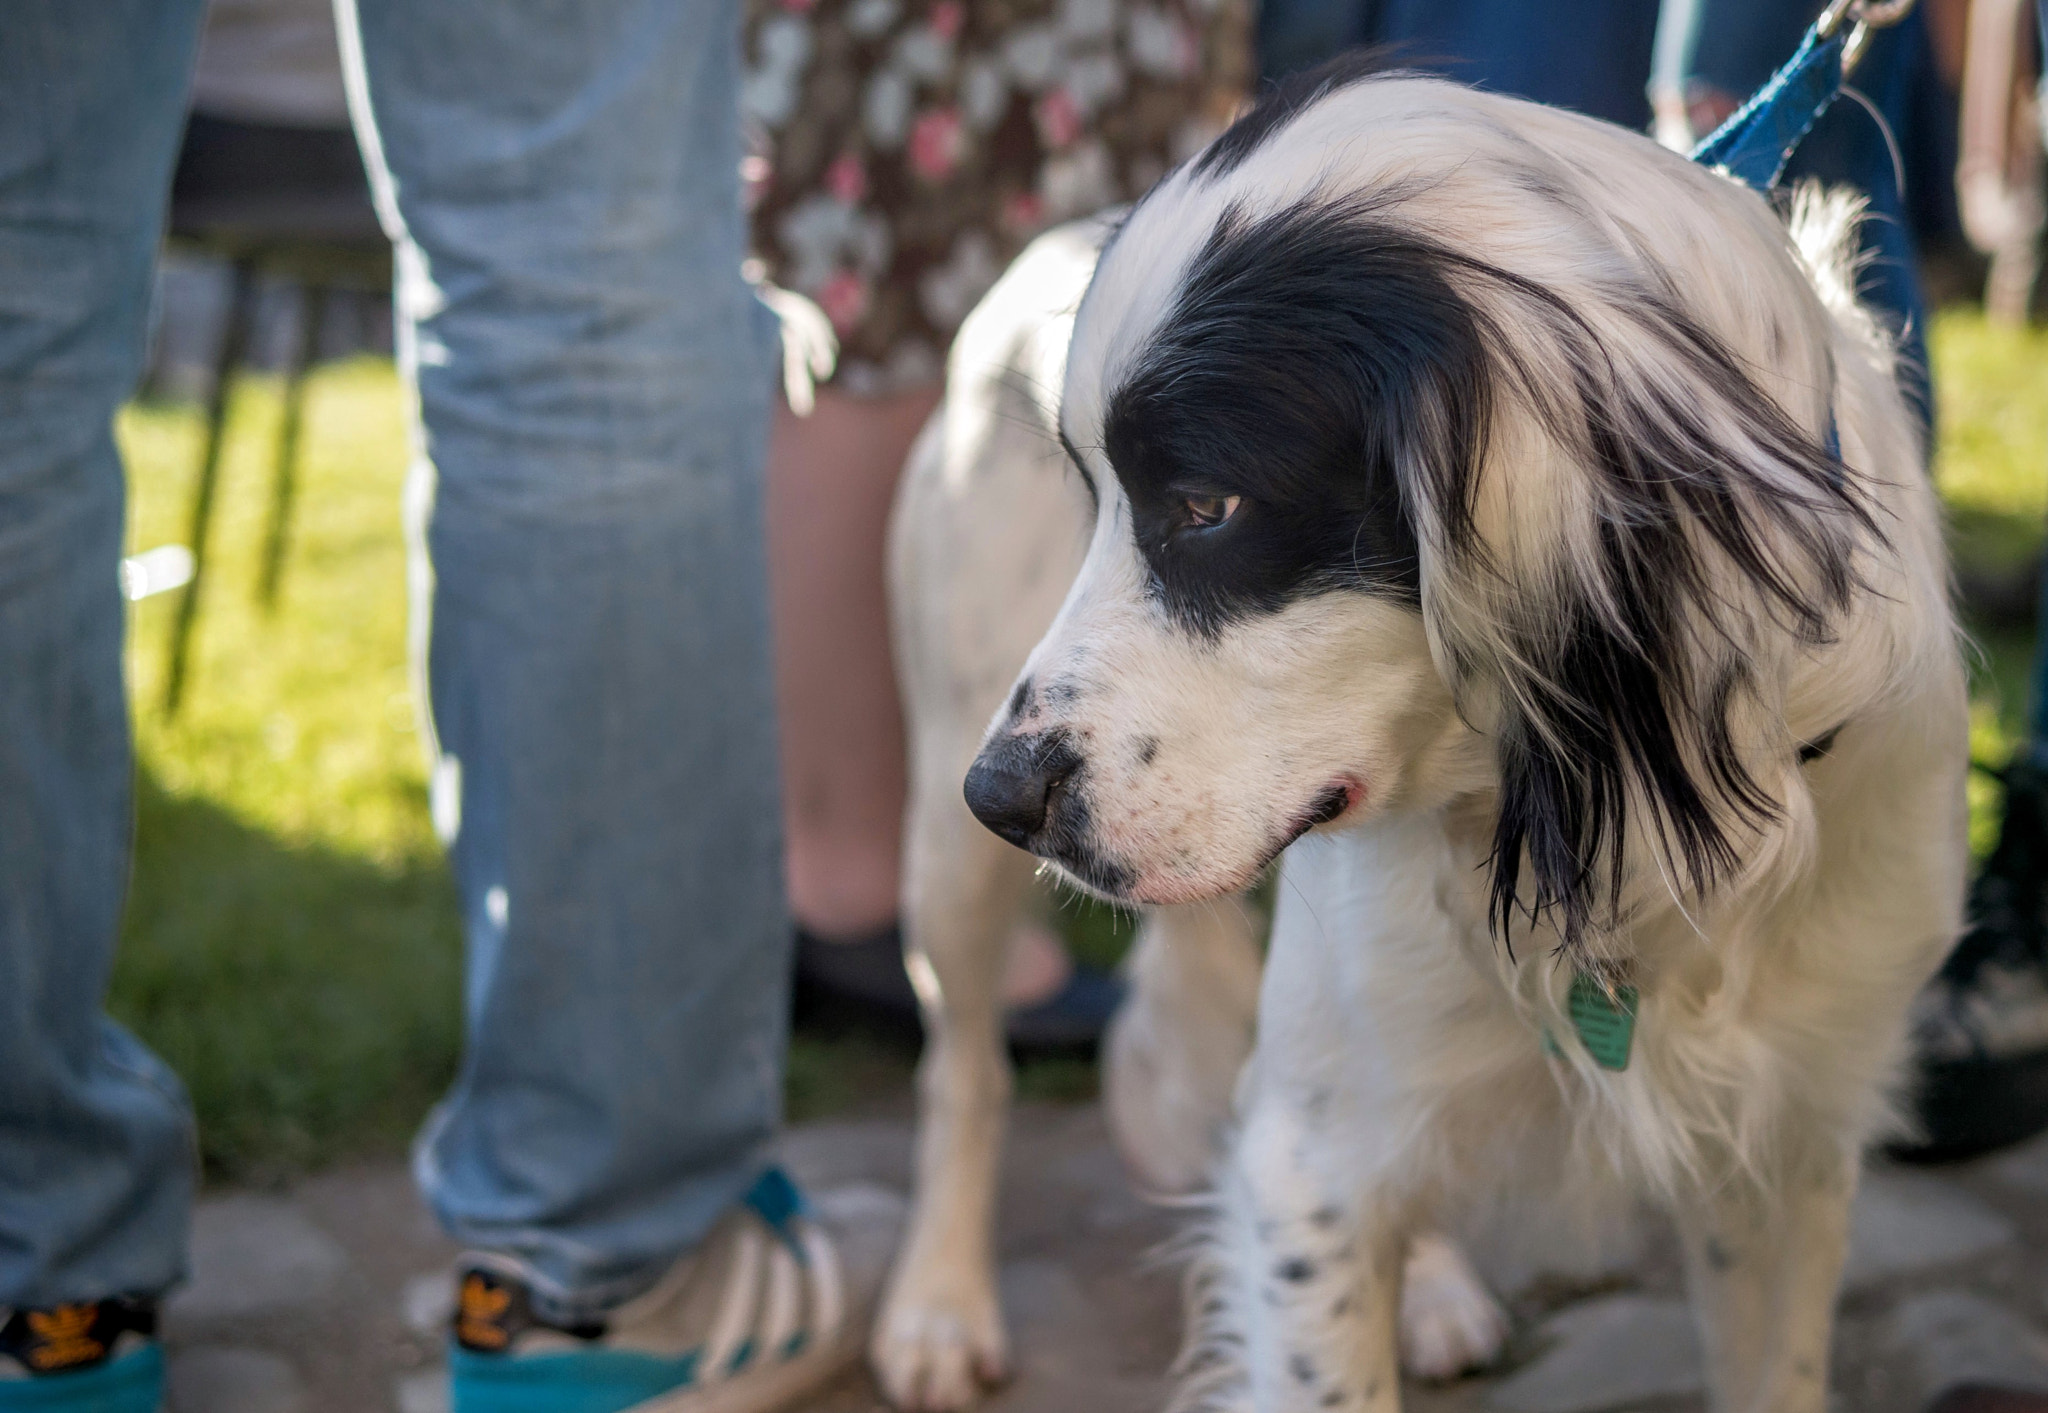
{"left": 870, "top": 1273, "right": 1008, "bottom": 1411}
{"left": 1399, "top": 1232, "right": 1509, "bottom": 1381}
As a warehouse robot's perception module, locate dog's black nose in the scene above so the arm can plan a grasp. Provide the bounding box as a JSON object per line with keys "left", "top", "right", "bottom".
{"left": 964, "top": 732, "right": 1078, "bottom": 847}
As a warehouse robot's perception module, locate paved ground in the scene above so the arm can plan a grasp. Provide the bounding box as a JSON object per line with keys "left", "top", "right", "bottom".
{"left": 162, "top": 1095, "right": 2048, "bottom": 1413}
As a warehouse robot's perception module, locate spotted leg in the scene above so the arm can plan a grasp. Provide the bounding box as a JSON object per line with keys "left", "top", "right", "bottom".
{"left": 1186, "top": 1087, "right": 1407, "bottom": 1413}
{"left": 1673, "top": 1140, "right": 1856, "bottom": 1413}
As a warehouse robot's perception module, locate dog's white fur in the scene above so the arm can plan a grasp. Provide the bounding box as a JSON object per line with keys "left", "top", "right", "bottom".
{"left": 885, "top": 74, "right": 1968, "bottom": 1413}
{"left": 879, "top": 214, "right": 1509, "bottom": 1408}
{"left": 880, "top": 220, "right": 1273, "bottom": 1409}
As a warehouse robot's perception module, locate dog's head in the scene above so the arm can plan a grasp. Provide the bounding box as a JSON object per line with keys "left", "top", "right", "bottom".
{"left": 964, "top": 63, "right": 1881, "bottom": 943}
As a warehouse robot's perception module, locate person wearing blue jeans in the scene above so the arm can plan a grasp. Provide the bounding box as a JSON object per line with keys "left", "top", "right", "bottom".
{"left": 0, "top": 3, "right": 895, "bottom": 1411}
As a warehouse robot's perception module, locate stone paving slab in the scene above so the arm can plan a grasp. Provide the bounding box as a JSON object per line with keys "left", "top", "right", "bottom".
{"left": 1844, "top": 1170, "right": 2019, "bottom": 1293}
{"left": 1886, "top": 1291, "right": 2048, "bottom": 1399}
{"left": 1484, "top": 1295, "right": 1703, "bottom": 1413}
{"left": 160, "top": 1101, "right": 2048, "bottom": 1413}
{"left": 170, "top": 1196, "right": 351, "bottom": 1324}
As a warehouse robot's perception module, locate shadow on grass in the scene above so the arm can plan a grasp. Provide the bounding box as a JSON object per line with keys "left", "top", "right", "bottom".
{"left": 1952, "top": 509, "right": 2045, "bottom": 626}
{"left": 110, "top": 768, "right": 463, "bottom": 1182}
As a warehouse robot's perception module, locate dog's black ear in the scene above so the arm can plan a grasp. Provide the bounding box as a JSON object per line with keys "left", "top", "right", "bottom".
{"left": 1429, "top": 283, "right": 1875, "bottom": 951}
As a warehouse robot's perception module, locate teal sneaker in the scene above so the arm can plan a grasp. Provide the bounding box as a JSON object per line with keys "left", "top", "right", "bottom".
{"left": 449, "top": 1169, "right": 903, "bottom": 1413}
{"left": 0, "top": 1298, "right": 163, "bottom": 1412}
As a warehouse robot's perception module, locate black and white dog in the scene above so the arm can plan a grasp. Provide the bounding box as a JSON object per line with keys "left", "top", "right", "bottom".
{"left": 878, "top": 59, "right": 1967, "bottom": 1413}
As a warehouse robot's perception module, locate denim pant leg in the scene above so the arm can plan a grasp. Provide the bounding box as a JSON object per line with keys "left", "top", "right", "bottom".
{"left": 336, "top": 0, "right": 788, "bottom": 1314}
{"left": 0, "top": 0, "right": 203, "bottom": 1305}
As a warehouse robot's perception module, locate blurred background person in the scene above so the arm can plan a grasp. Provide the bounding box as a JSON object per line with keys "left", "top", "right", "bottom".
{"left": 748, "top": 0, "right": 1253, "bottom": 1049}
{"left": 1257, "top": 0, "right": 1663, "bottom": 129}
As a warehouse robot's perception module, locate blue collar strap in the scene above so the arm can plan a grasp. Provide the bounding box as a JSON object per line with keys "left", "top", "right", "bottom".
{"left": 1690, "top": 0, "right": 1917, "bottom": 192}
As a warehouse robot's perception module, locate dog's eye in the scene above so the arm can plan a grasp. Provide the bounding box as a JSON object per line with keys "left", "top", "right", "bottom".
{"left": 1181, "top": 494, "right": 1241, "bottom": 531}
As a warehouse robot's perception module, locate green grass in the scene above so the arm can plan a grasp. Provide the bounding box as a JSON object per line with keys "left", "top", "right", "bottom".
{"left": 1928, "top": 311, "right": 2048, "bottom": 854}
{"left": 111, "top": 309, "right": 2048, "bottom": 1178}
{"left": 116, "top": 363, "right": 461, "bottom": 1179}
{"left": 1934, "top": 311, "right": 2048, "bottom": 586}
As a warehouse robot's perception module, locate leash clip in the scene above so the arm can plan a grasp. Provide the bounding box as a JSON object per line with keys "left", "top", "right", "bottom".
{"left": 1817, "top": 0, "right": 1917, "bottom": 76}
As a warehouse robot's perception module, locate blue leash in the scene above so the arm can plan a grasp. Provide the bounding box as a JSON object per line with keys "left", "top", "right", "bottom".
{"left": 1690, "top": 0, "right": 1917, "bottom": 192}
{"left": 1686, "top": 3, "right": 1922, "bottom": 460}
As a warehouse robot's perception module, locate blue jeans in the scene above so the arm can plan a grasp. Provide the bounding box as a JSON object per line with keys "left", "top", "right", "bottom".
{"left": 1256, "top": 0, "right": 1663, "bottom": 130}
{"left": 1, "top": 0, "right": 785, "bottom": 1318}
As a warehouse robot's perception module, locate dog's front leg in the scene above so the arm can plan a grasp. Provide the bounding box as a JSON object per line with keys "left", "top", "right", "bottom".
{"left": 872, "top": 770, "right": 1036, "bottom": 1411}
{"left": 1674, "top": 1144, "right": 1856, "bottom": 1413}
{"left": 1103, "top": 898, "right": 1263, "bottom": 1195}
{"left": 1202, "top": 1092, "right": 1406, "bottom": 1413}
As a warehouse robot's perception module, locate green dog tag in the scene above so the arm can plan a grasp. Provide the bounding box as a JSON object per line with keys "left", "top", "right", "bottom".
{"left": 1566, "top": 974, "right": 1637, "bottom": 1070}
{"left": 1541, "top": 974, "right": 1638, "bottom": 1071}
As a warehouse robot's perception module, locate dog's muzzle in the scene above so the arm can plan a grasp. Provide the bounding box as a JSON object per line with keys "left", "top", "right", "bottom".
{"left": 963, "top": 730, "right": 1080, "bottom": 849}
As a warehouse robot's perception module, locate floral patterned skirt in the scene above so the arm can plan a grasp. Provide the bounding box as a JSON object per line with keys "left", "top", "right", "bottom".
{"left": 743, "top": 0, "right": 1251, "bottom": 396}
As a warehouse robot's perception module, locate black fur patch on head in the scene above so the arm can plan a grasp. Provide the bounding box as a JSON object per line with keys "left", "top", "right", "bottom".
{"left": 1102, "top": 199, "right": 1487, "bottom": 637}
{"left": 1097, "top": 185, "right": 1871, "bottom": 951}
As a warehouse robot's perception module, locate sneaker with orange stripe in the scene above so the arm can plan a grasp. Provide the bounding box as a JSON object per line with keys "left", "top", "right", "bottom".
{"left": 448, "top": 1168, "right": 903, "bottom": 1413}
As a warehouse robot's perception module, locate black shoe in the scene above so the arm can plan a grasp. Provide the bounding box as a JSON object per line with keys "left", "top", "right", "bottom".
{"left": 1003, "top": 963, "right": 1124, "bottom": 1052}
{"left": 1924, "top": 1388, "right": 2048, "bottom": 1413}
{"left": 1894, "top": 756, "right": 2048, "bottom": 1163}
{"left": 793, "top": 924, "right": 1126, "bottom": 1056}
{"left": 0, "top": 1298, "right": 162, "bottom": 1410}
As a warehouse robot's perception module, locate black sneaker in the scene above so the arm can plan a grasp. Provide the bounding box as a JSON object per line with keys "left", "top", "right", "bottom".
{"left": 793, "top": 923, "right": 1126, "bottom": 1055}
{"left": 0, "top": 1297, "right": 162, "bottom": 1410}
{"left": 1895, "top": 755, "right": 2048, "bottom": 1162}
